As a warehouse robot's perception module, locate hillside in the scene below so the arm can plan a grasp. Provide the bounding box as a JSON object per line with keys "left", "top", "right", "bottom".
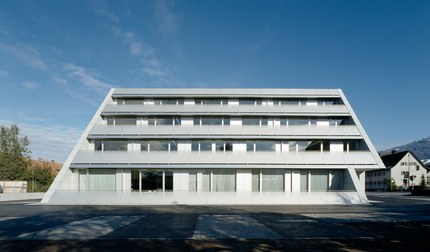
{"left": 383, "top": 137, "right": 430, "bottom": 160}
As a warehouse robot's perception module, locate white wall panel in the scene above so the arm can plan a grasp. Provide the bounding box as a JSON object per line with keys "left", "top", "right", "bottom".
{"left": 236, "top": 170, "right": 252, "bottom": 191}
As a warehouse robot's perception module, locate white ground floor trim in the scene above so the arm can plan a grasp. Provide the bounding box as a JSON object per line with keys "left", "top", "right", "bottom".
{"left": 43, "top": 191, "right": 365, "bottom": 205}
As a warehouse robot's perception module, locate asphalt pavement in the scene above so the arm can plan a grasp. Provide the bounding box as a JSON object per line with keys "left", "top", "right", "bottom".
{"left": 0, "top": 191, "right": 429, "bottom": 251}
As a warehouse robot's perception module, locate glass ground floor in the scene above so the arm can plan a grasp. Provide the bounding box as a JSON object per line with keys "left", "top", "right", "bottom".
{"left": 77, "top": 168, "right": 356, "bottom": 193}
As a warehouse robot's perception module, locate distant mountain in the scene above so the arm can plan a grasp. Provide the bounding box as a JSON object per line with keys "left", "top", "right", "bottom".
{"left": 382, "top": 137, "right": 430, "bottom": 160}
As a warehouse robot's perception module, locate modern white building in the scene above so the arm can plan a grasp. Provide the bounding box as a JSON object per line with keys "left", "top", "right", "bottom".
{"left": 365, "top": 151, "right": 430, "bottom": 191}
{"left": 42, "top": 88, "right": 384, "bottom": 205}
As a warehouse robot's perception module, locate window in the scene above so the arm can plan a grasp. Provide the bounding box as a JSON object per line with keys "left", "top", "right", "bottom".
{"left": 170, "top": 141, "right": 178, "bottom": 151}
{"left": 193, "top": 118, "right": 201, "bottom": 126}
{"left": 149, "top": 141, "right": 169, "bottom": 151}
{"left": 289, "top": 118, "right": 309, "bottom": 125}
{"left": 202, "top": 171, "right": 210, "bottom": 191}
{"left": 300, "top": 170, "right": 309, "bottom": 192}
{"left": 223, "top": 117, "right": 230, "bottom": 126}
{"left": 255, "top": 141, "right": 275, "bottom": 151}
{"left": 239, "top": 99, "right": 255, "bottom": 105}
{"left": 95, "top": 141, "right": 103, "bottom": 151}
{"left": 115, "top": 117, "right": 136, "bottom": 125}
{"left": 246, "top": 142, "right": 255, "bottom": 152}
{"left": 242, "top": 117, "right": 260, "bottom": 125}
{"left": 297, "top": 141, "right": 312, "bottom": 151}
{"left": 215, "top": 141, "right": 225, "bottom": 152}
{"left": 311, "top": 170, "right": 329, "bottom": 192}
{"left": 262, "top": 169, "right": 284, "bottom": 192}
{"left": 107, "top": 118, "right": 114, "bottom": 125}
{"left": 141, "top": 170, "right": 163, "bottom": 192}
{"left": 192, "top": 142, "right": 199, "bottom": 151}
{"left": 124, "top": 99, "right": 144, "bottom": 105}
{"left": 141, "top": 141, "right": 149, "bottom": 151}
{"left": 201, "top": 117, "right": 223, "bottom": 125}
{"left": 200, "top": 141, "right": 212, "bottom": 151}
{"left": 189, "top": 172, "right": 197, "bottom": 191}
{"left": 213, "top": 170, "right": 236, "bottom": 192}
{"left": 252, "top": 170, "right": 260, "bottom": 192}
{"left": 103, "top": 141, "right": 127, "bottom": 151}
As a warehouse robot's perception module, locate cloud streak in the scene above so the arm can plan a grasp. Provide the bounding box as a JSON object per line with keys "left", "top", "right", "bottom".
{"left": 92, "top": 0, "right": 178, "bottom": 83}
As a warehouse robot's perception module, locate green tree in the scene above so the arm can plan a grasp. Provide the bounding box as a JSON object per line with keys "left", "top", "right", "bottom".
{"left": 0, "top": 124, "right": 30, "bottom": 180}
{"left": 24, "top": 164, "right": 54, "bottom": 192}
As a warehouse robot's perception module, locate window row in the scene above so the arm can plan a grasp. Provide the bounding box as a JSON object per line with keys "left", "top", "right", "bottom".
{"left": 78, "top": 168, "right": 349, "bottom": 192}
{"left": 105, "top": 116, "right": 350, "bottom": 126}
{"left": 94, "top": 140, "right": 363, "bottom": 152}
{"left": 115, "top": 98, "right": 342, "bottom": 106}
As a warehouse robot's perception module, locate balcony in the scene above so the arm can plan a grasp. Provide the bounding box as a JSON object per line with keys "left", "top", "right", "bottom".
{"left": 70, "top": 150, "right": 379, "bottom": 169}
{"left": 87, "top": 125, "right": 362, "bottom": 139}
{"left": 101, "top": 104, "right": 349, "bottom": 117}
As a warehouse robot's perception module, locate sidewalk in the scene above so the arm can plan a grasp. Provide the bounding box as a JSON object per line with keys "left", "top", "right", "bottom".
{"left": 0, "top": 193, "right": 44, "bottom": 202}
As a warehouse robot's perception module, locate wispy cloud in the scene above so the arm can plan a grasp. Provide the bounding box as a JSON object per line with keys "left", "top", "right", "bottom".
{"left": 22, "top": 81, "right": 39, "bottom": 90}
{"left": 0, "top": 69, "right": 9, "bottom": 76}
{"left": 0, "top": 42, "right": 48, "bottom": 71}
{"left": 153, "top": 0, "right": 181, "bottom": 35}
{"left": 0, "top": 119, "right": 81, "bottom": 162}
{"left": 91, "top": 0, "right": 179, "bottom": 84}
{"left": 62, "top": 63, "right": 113, "bottom": 93}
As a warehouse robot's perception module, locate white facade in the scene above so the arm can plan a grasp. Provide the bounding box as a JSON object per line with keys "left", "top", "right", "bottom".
{"left": 42, "top": 88, "right": 384, "bottom": 205}
{"left": 366, "top": 151, "right": 430, "bottom": 190}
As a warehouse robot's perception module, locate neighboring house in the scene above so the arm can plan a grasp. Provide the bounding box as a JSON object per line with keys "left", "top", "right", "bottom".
{"left": 365, "top": 151, "right": 430, "bottom": 191}
{"left": 42, "top": 88, "right": 384, "bottom": 205}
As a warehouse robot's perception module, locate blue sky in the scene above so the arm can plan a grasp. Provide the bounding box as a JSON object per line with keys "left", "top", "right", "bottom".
{"left": 0, "top": 0, "right": 429, "bottom": 162}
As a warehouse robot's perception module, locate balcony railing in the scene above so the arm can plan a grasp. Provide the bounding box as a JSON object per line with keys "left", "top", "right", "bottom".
{"left": 70, "top": 150, "right": 379, "bottom": 169}
{"left": 101, "top": 104, "right": 349, "bottom": 116}
{"left": 87, "top": 124, "right": 362, "bottom": 139}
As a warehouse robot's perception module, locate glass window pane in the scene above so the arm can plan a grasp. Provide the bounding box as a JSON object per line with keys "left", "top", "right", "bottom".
{"left": 107, "top": 118, "right": 114, "bottom": 125}
{"left": 193, "top": 118, "right": 200, "bottom": 125}
{"left": 311, "top": 170, "right": 329, "bottom": 192}
{"left": 252, "top": 170, "right": 260, "bottom": 192}
{"left": 289, "top": 141, "right": 296, "bottom": 152}
{"left": 280, "top": 100, "right": 300, "bottom": 105}
{"left": 289, "top": 118, "right": 309, "bottom": 125}
{"left": 162, "top": 99, "right": 177, "bottom": 105}
{"left": 170, "top": 141, "right": 178, "bottom": 151}
{"left": 223, "top": 117, "right": 230, "bottom": 125}
{"left": 202, "top": 99, "right": 222, "bottom": 105}
{"left": 79, "top": 169, "right": 87, "bottom": 191}
{"left": 242, "top": 117, "right": 260, "bottom": 125}
{"left": 191, "top": 142, "right": 199, "bottom": 151}
{"left": 124, "top": 99, "right": 143, "bottom": 105}
{"left": 115, "top": 117, "right": 136, "bottom": 125}
{"left": 150, "top": 141, "right": 169, "bottom": 151}
{"left": 213, "top": 170, "right": 235, "bottom": 192}
{"left": 148, "top": 117, "right": 156, "bottom": 125}
{"left": 156, "top": 118, "right": 173, "bottom": 125}
{"left": 239, "top": 99, "right": 255, "bottom": 105}
{"left": 246, "top": 142, "right": 254, "bottom": 152}
{"left": 174, "top": 117, "right": 181, "bottom": 125}
{"left": 104, "top": 141, "right": 127, "bottom": 151}
{"left": 177, "top": 99, "right": 184, "bottom": 105}
{"left": 306, "top": 141, "right": 321, "bottom": 151}
{"left": 225, "top": 142, "right": 233, "bottom": 151}
{"left": 141, "top": 141, "right": 149, "bottom": 151}
{"left": 141, "top": 169, "right": 163, "bottom": 192}
{"left": 261, "top": 117, "right": 268, "bottom": 125}
{"left": 297, "top": 141, "right": 312, "bottom": 151}
{"left": 215, "top": 141, "right": 224, "bottom": 151}
{"left": 201, "top": 117, "right": 222, "bottom": 125}
{"left": 165, "top": 170, "right": 173, "bottom": 191}
{"left": 262, "top": 169, "right": 284, "bottom": 192}
{"left": 131, "top": 170, "right": 139, "bottom": 191}
{"left": 300, "top": 170, "right": 308, "bottom": 192}
{"left": 95, "top": 141, "right": 103, "bottom": 151}
{"left": 88, "top": 169, "right": 116, "bottom": 191}
{"left": 200, "top": 141, "right": 212, "bottom": 151}
{"left": 202, "top": 171, "right": 210, "bottom": 191}
{"left": 255, "top": 141, "right": 275, "bottom": 151}
{"left": 189, "top": 172, "right": 197, "bottom": 191}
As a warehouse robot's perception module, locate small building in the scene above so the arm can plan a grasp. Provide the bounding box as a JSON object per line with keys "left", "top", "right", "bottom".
{"left": 365, "top": 151, "right": 430, "bottom": 191}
